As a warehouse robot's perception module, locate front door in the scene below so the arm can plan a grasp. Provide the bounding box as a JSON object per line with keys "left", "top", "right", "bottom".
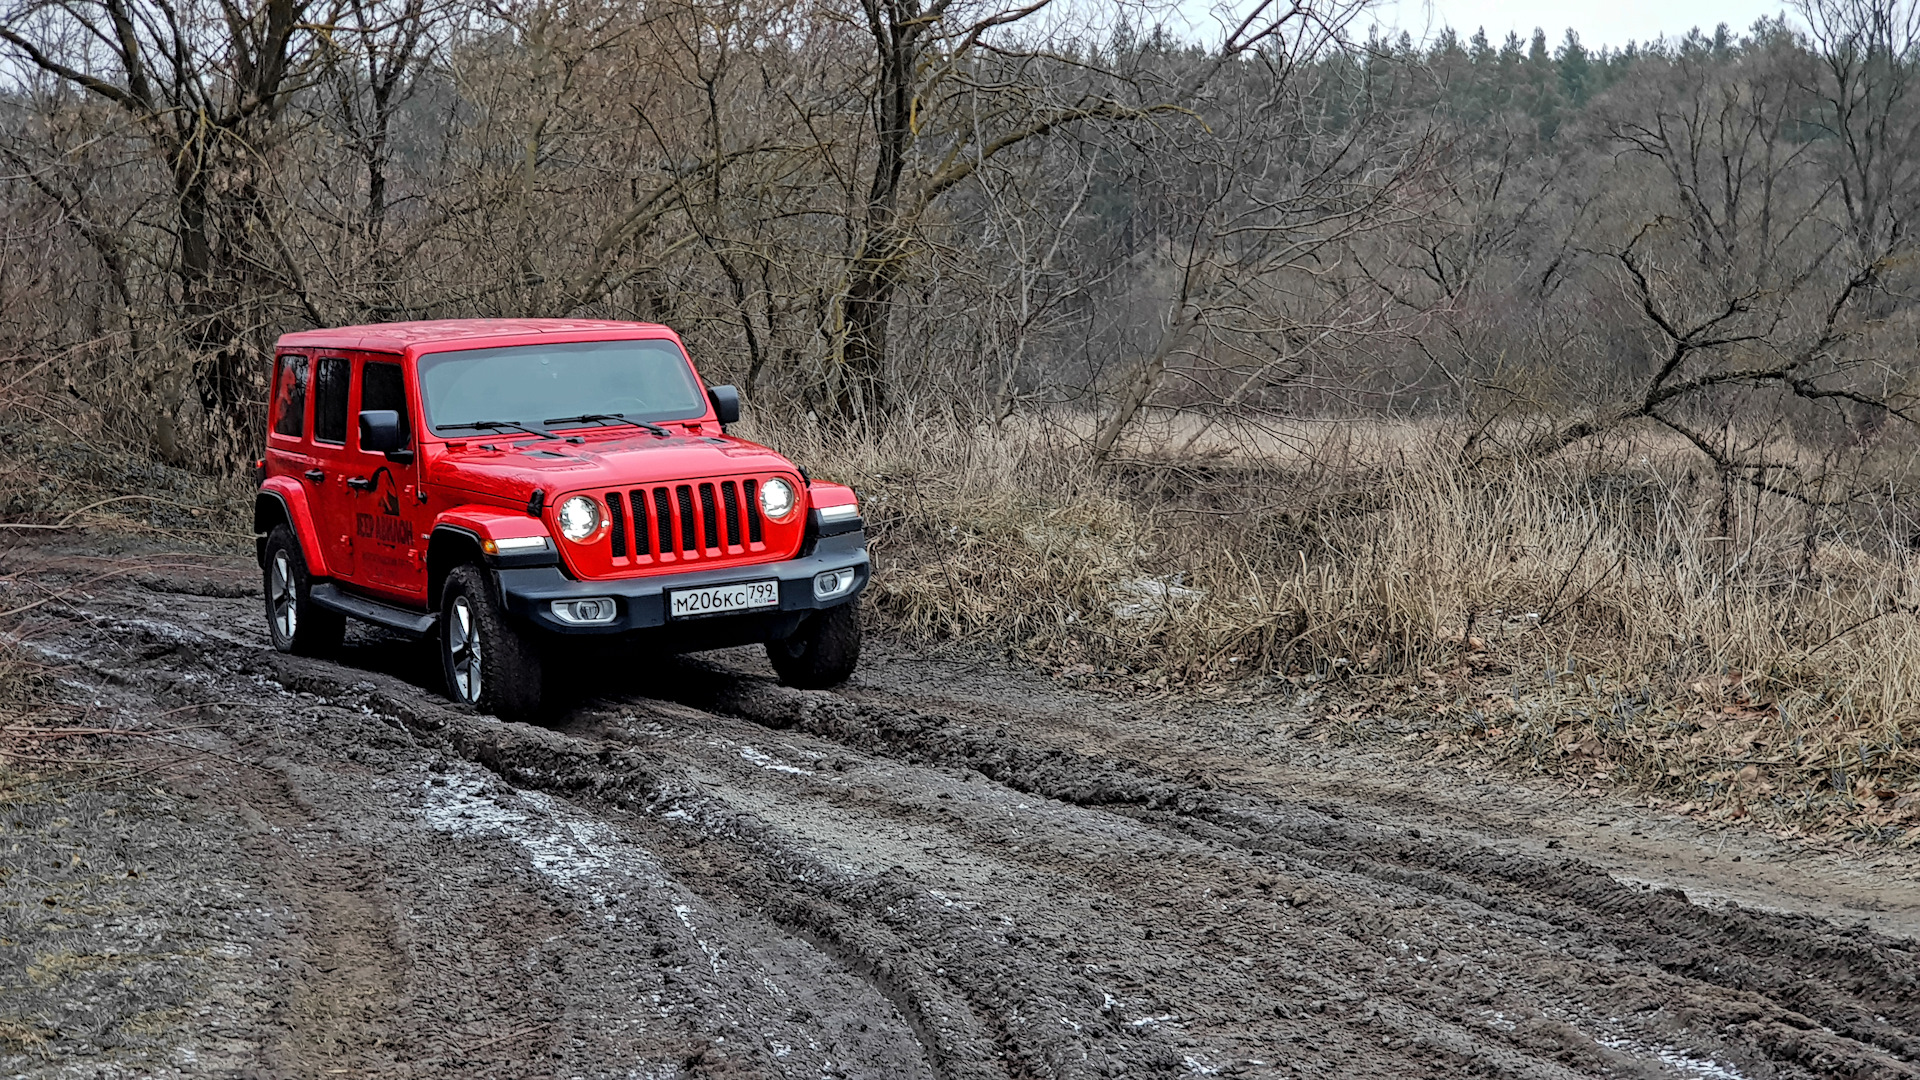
{"left": 349, "top": 357, "right": 429, "bottom": 604}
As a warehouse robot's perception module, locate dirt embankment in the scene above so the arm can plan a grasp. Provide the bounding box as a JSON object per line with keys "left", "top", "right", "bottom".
{"left": 2, "top": 538, "right": 1919, "bottom": 1079}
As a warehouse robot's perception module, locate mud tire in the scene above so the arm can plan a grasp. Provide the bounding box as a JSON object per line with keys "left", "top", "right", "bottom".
{"left": 262, "top": 526, "right": 344, "bottom": 656}
{"left": 767, "top": 600, "right": 861, "bottom": 689}
{"left": 440, "top": 564, "right": 546, "bottom": 722}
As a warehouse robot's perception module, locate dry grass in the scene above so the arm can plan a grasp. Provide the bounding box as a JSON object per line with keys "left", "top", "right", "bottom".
{"left": 0, "top": 350, "right": 252, "bottom": 545}
{"left": 0, "top": 419, "right": 254, "bottom": 543}
{"left": 0, "top": 622, "right": 72, "bottom": 769}
{"left": 766, "top": 415, "right": 1920, "bottom": 838}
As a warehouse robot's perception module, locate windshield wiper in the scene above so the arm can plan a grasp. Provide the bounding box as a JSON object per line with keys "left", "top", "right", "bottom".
{"left": 542, "top": 412, "right": 670, "bottom": 438}
{"left": 437, "top": 419, "right": 557, "bottom": 439}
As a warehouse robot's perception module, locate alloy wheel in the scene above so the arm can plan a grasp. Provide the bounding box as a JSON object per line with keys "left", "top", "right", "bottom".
{"left": 447, "top": 596, "right": 483, "bottom": 703}
{"left": 270, "top": 550, "right": 297, "bottom": 642}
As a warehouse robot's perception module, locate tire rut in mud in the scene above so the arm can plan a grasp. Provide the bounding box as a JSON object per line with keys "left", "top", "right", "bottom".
{"left": 29, "top": 580, "right": 943, "bottom": 1079}
{"left": 23, "top": 558, "right": 1920, "bottom": 1079}
{"left": 653, "top": 662, "right": 1920, "bottom": 1080}
{"left": 290, "top": 671, "right": 1179, "bottom": 1078}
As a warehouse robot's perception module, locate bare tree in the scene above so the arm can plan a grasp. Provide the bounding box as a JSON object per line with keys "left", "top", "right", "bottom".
{"left": 1797, "top": 0, "right": 1920, "bottom": 262}
{"left": 1090, "top": 0, "right": 1427, "bottom": 458}
{"left": 816, "top": 0, "right": 1190, "bottom": 421}
{"left": 1, "top": 0, "right": 314, "bottom": 461}
{"left": 1487, "top": 36, "right": 1918, "bottom": 497}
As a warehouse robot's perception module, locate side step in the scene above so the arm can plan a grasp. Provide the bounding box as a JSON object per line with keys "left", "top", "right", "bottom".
{"left": 310, "top": 583, "right": 438, "bottom": 638}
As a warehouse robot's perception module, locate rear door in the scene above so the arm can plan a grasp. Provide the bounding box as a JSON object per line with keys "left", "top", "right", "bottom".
{"left": 306, "top": 354, "right": 356, "bottom": 579}
{"left": 266, "top": 351, "right": 318, "bottom": 504}
{"left": 350, "top": 356, "right": 429, "bottom": 603}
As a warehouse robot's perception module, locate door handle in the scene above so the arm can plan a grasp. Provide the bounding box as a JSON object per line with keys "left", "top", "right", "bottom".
{"left": 345, "top": 476, "right": 375, "bottom": 491}
{"left": 304, "top": 469, "right": 324, "bottom": 483}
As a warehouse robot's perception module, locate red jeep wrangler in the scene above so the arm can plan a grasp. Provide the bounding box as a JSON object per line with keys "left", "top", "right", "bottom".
{"left": 254, "top": 319, "right": 868, "bottom": 719}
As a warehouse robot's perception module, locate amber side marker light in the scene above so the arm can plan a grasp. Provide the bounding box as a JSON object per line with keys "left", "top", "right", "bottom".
{"left": 483, "top": 536, "right": 550, "bottom": 555}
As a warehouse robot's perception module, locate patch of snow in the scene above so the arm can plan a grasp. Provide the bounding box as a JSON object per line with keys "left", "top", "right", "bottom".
{"left": 1110, "top": 575, "right": 1207, "bottom": 620}
{"left": 115, "top": 616, "right": 210, "bottom": 645}
{"left": 1596, "top": 1035, "right": 1751, "bottom": 1080}
{"left": 928, "top": 889, "right": 973, "bottom": 910}
{"left": 419, "top": 770, "right": 664, "bottom": 903}
{"left": 738, "top": 745, "right": 811, "bottom": 776}
{"left": 673, "top": 903, "right": 725, "bottom": 974}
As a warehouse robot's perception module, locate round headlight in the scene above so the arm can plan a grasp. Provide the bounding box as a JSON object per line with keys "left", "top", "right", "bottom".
{"left": 557, "top": 495, "right": 601, "bottom": 541}
{"left": 759, "top": 477, "right": 796, "bottom": 521}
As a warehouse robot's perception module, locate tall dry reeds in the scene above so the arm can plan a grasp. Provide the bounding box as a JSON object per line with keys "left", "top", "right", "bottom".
{"left": 777, "top": 416, "right": 1920, "bottom": 832}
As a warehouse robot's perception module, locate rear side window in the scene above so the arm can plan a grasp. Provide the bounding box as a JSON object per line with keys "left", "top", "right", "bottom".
{"left": 272, "top": 355, "right": 308, "bottom": 438}
{"left": 360, "top": 361, "right": 410, "bottom": 450}
{"left": 313, "top": 357, "right": 350, "bottom": 444}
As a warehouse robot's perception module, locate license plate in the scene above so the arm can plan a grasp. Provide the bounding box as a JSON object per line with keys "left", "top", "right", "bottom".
{"left": 669, "top": 579, "right": 780, "bottom": 618}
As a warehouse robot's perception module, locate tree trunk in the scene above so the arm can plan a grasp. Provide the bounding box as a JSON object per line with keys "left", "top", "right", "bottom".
{"left": 1092, "top": 310, "right": 1196, "bottom": 461}
{"left": 836, "top": 237, "right": 903, "bottom": 419}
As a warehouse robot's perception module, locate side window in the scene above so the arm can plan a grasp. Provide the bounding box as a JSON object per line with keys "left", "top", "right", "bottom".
{"left": 360, "top": 361, "right": 411, "bottom": 449}
{"left": 313, "top": 357, "right": 350, "bottom": 445}
{"left": 271, "top": 355, "right": 308, "bottom": 438}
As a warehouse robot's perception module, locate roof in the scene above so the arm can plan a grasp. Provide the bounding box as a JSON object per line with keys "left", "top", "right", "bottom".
{"left": 274, "top": 318, "right": 672, "bottom": 353}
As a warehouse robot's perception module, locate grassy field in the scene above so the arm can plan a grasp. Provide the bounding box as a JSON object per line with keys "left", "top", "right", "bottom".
{"left": 778, "top": 416, "right": 1920, "bottom": 839}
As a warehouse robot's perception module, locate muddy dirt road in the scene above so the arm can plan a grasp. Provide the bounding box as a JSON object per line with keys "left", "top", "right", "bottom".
{"left": 4, "top": 540, "right": 1920, "bottom": 1079}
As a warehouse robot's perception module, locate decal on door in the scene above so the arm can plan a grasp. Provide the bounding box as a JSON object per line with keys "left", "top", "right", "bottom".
{"left": 355, "top": 467, "right": 413, "bottom": 546}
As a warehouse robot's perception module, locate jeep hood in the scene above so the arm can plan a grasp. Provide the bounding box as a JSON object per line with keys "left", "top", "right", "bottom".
{"left": 428, "top": 432, "right": 798, "bottom": 503}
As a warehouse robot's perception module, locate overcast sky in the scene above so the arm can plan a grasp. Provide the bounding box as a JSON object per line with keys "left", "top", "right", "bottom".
{"left": 1364, "top": 0, "right": 1793, "bottom": 50}
{"left": 1163, "top": 0, "right": 1797, "bottom": 51}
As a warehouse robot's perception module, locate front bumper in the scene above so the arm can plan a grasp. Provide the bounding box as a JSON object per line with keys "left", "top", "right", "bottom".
{"left": 496, "top": 530, "right": 869, "bottom": 635}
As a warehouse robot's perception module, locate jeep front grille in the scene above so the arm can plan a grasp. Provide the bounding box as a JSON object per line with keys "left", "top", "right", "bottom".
{"left": 607, "top": 491, "right": 629, "bottom": 557}
{"left": 596, "top": 477, "right": 769, "bottom": 568}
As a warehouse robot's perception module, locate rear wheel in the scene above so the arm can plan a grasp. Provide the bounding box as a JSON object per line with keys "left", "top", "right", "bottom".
{"left": 767, "top": 600, "right": 861, "bottom": 689}
{"left": 440, "top": 564, "right": 546, "bottom": 722}
{"left": 262, "top": 526, "right": 343, "bottom": 655}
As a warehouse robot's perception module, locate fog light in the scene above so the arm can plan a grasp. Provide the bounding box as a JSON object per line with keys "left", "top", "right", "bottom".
{"left": 551, "top": 597, "right": 617, "bottom": 625}
{"left": 812, "top": 567, "right": 858, "bottom": 601}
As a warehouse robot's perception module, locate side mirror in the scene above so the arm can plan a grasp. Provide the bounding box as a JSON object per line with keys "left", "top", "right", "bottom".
{"left": 359, "top": 409, "right": 407, "bottom": 457}
{"left": 707, "top": 385, "right": 741, "bottom": 426}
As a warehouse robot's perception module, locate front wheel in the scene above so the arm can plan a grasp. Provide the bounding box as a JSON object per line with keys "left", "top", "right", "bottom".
{"left": 440, "top": 564, "right": 547, "bottom": 722}
{"left": 262, "top": 526, "right": 343, "bottom": 655}
{"left": 767, "top": 601, "right": 861, "bottom": 689}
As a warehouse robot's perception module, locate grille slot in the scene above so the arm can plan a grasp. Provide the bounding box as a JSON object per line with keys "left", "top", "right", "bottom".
{"left": 606, "top": 492, "right": 627, "bottom": 557}
{"left": 676, "top": 485, "right": 697, "bottom": 552}
{"left": 699, "top": 484, "right": 719, "bottom": 551}
{"left": 592, "top": 475, "right": 776, "bottom": 565}
{"left": 721, "top": 482, "right": 742, "bottom": 547}
{"left": 653, "top": 488, "right": 674, "bottom": 554}
{"left": 628, "top": 489, "right": 650, "bottom": 556}
{"left": 744, "top": 479, "right": 763, "bottom": 542}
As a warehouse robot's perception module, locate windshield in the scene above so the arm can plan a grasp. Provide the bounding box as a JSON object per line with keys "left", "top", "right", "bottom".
{"left": 417, "top": 339, "right": 707, "bottom": 432}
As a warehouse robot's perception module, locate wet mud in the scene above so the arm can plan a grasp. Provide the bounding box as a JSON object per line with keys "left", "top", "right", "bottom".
{"left": 2, "top": 541, "right": 1917, "bottom": 1079}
